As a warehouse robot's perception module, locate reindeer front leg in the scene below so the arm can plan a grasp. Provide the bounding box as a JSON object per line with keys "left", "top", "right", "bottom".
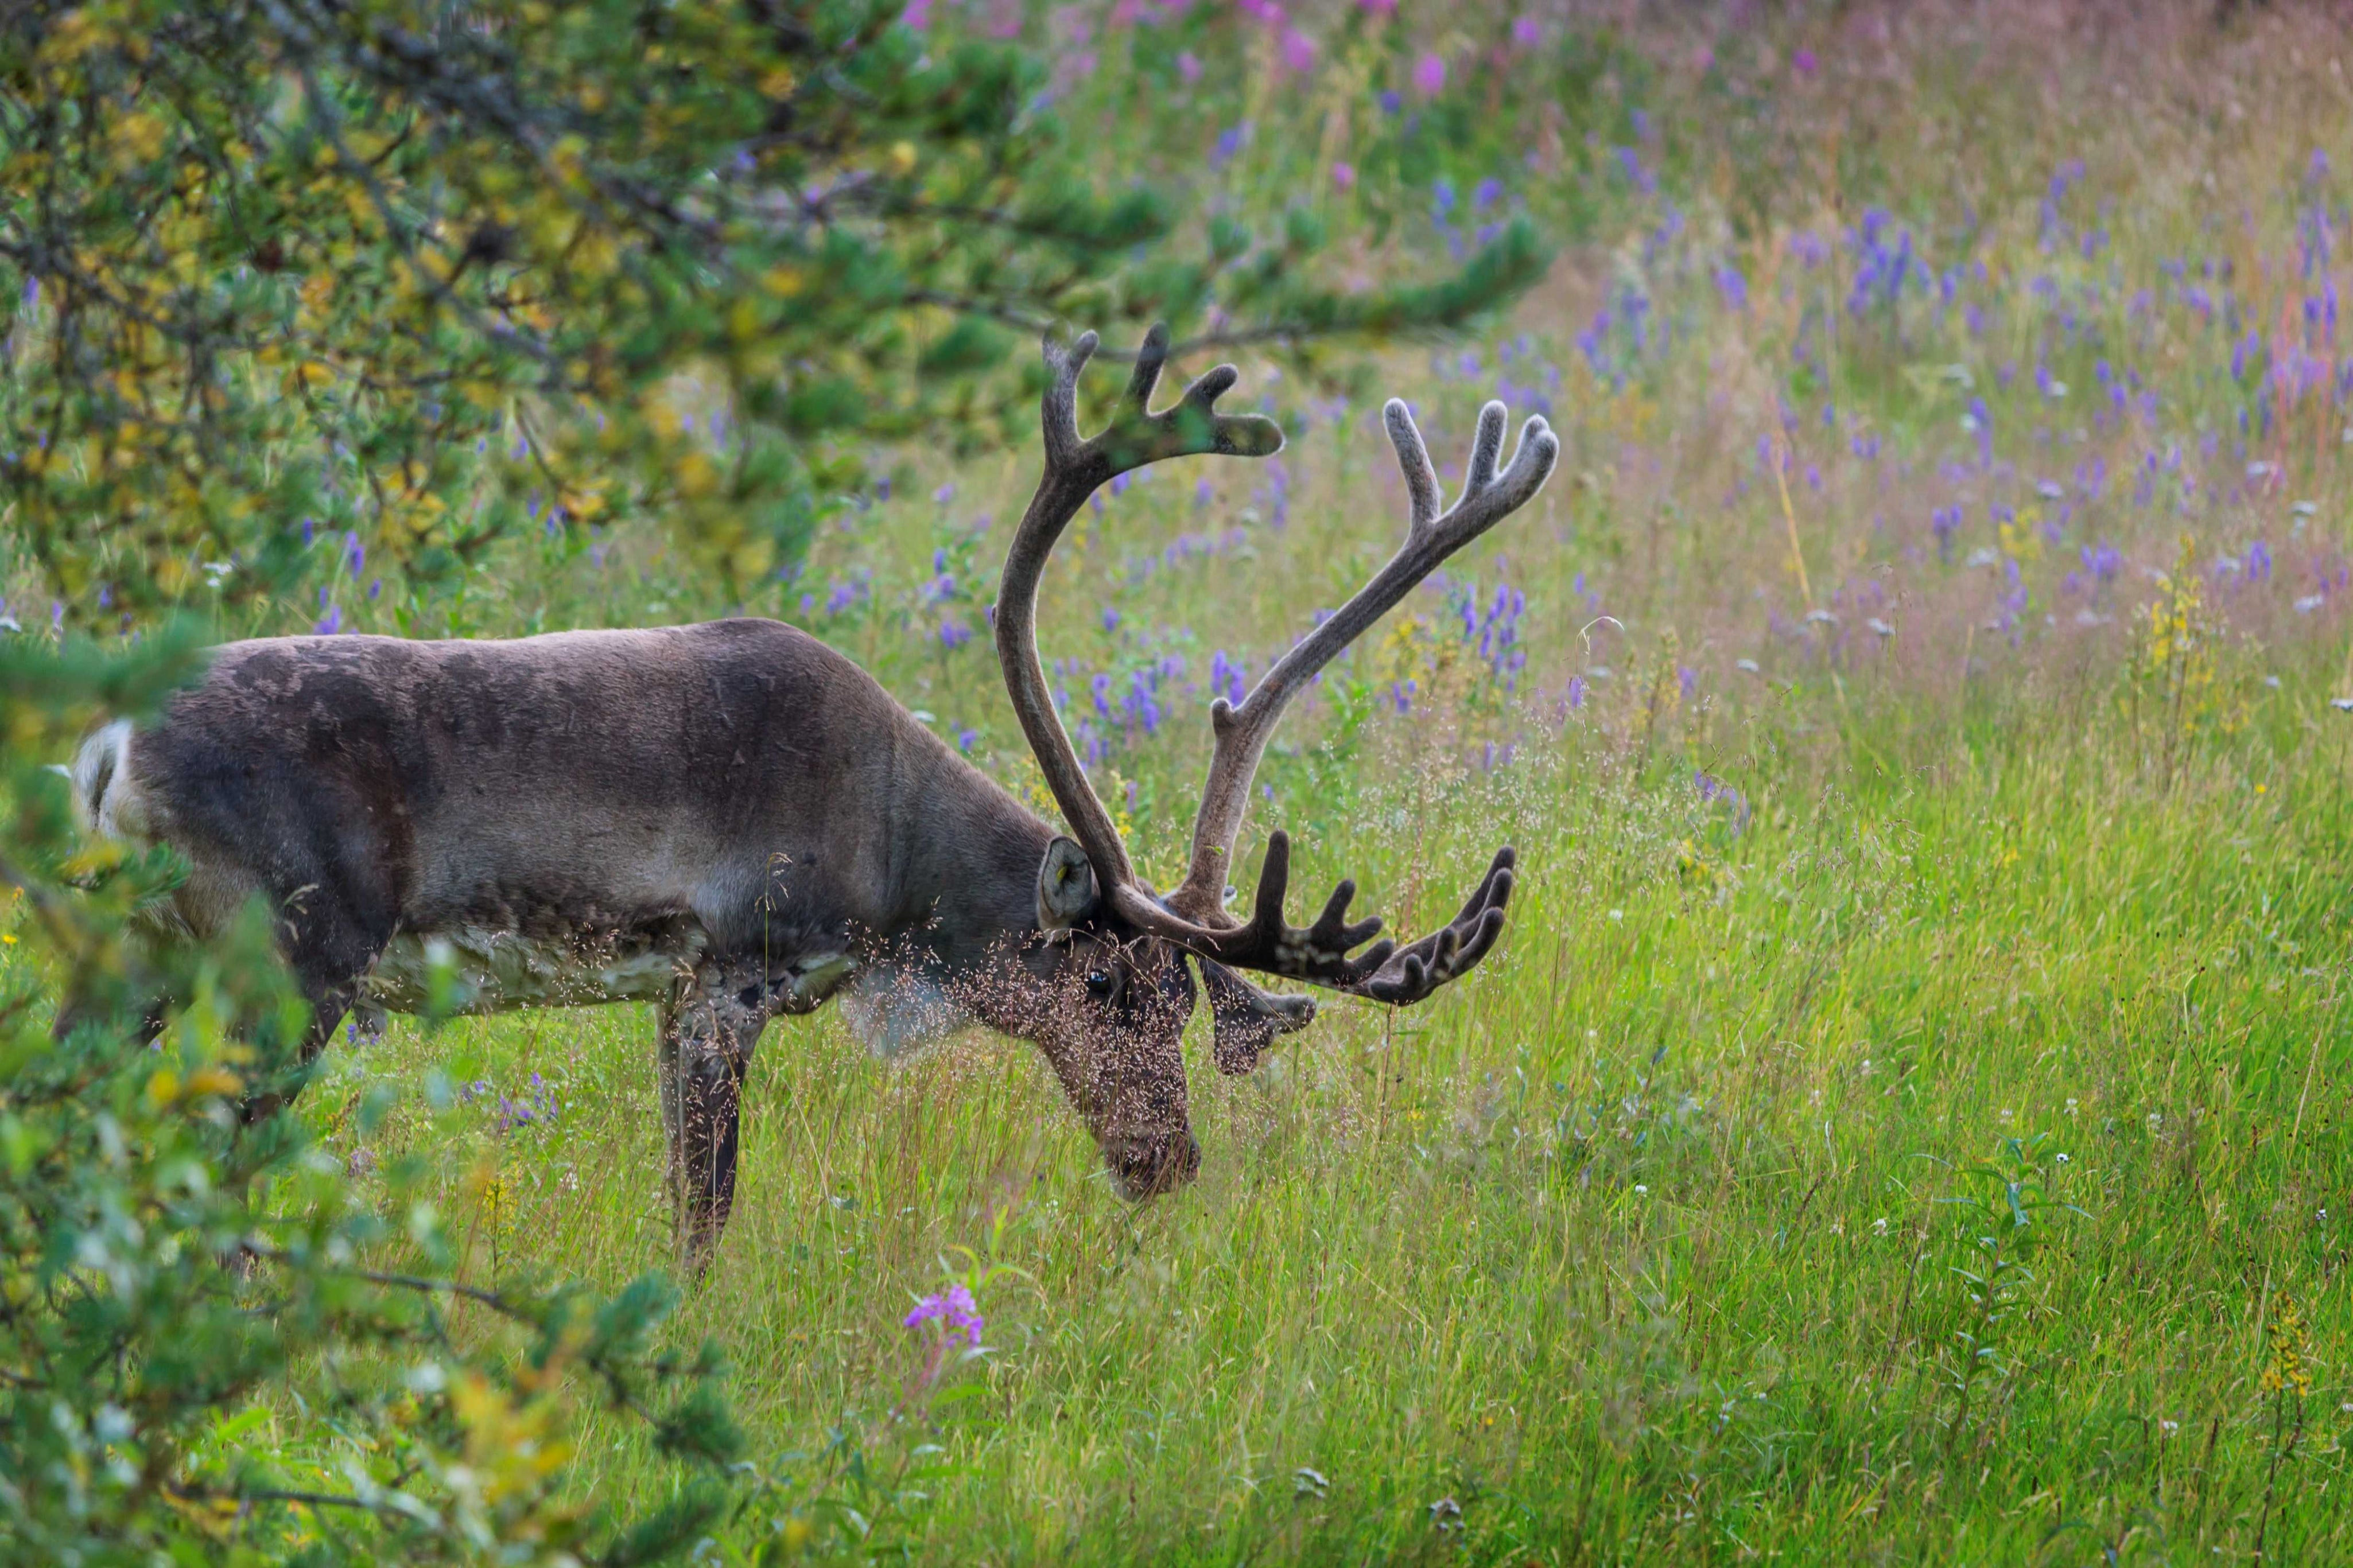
{"left": 659, "top": 958, "right": 773, "bottom": 1277}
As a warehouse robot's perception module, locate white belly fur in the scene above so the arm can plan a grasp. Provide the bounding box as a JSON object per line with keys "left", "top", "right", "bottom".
{"left": 363, "top": 927, "right": 860, "bottom": 1016}
{"left": 363, "top": 925, "right": 707, "bottom": 1014}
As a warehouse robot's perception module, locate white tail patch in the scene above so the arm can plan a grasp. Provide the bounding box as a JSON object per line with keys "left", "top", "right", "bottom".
{"left": 70, "top": 720, "right": 149, "bottom": 840}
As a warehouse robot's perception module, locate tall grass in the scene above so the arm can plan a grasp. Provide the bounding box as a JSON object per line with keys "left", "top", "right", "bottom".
{"left": 339, "top": 725, "right": 2352, "bottom": 1559}
{"left": 30, "top": 0, "right": 2353, "bottom": 1558}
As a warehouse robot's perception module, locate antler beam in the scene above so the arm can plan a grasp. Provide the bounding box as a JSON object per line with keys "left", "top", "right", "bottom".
{"left": 994, "top": 324, "right": 1282, "bottom": 896}
{"left": 1165, "top": 398, "right": 1557, "bottom": 925}
{"left": 996, "top": 326, "right": 1555, "bottom": 1009}
{"left": 1091, "top": 395, "right": 1553, "bottom": 1005}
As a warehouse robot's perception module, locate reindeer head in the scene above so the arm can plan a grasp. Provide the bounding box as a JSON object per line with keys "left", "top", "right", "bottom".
{"left": 991, "top": 324, "right": 1557, "bottom": 1197}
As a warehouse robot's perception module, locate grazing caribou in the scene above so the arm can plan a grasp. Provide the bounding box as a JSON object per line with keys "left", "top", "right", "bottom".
{"left": 70, "top": 325, "right": 1556, "bottom": 1271}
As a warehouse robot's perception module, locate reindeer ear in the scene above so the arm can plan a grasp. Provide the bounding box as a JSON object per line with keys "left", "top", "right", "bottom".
{"left": 1036, "top": 836, "right": 1100, "bottom": 932}
{"left": 1196, "top": 956, "right": 1315, "bottom": 1075}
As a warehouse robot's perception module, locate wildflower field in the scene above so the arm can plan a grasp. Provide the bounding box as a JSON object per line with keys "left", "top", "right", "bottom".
{"left": 13, "top": 0, "right": 2353, "bottom": 1561}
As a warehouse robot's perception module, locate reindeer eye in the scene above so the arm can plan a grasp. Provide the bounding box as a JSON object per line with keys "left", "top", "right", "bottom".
{"left": 1084, "top": 970, "right": 1115, "bottom": 998}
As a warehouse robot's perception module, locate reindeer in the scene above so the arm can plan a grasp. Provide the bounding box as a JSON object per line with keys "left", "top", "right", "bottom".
{"left": 69, "top": 325, "right": 1556, "bottom": 1271}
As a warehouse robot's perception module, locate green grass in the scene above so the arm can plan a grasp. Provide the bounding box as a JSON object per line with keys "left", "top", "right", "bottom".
{"left": 321, "top": 723, "right": 2353, "bottom": 1562}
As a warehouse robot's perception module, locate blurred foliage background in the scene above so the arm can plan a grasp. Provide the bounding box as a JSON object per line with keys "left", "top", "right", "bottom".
{"left": 0, "top": 0, "right": 1542, "bottom": 628}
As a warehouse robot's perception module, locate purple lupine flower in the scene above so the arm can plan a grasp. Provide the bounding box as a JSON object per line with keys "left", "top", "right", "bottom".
{"left": 2232, "top": 332, "right": 2259, "bottom": 381}
{"left": 825, "top": 574, "right": 871, "bottom": 616}
{"left": 1713, "top": 264, "right": 1748, "bottom": 312}
{"left": 2249, "top": 539, "right": 2274, "bottom": 581}
{"left": 1101, "top": 606, "right": 1120, "bottom": 633}
{"left": 957, "top": 726, "right": 979, "bottom": 752}
{"left": 1210, "top": 649, "right": 1247, "bottom": 706}
{"left": 904, "top": 1281, "right": 985, "bottom": 1345}
{"left": 315, "top": 604, "right": 343, "bottom": 635}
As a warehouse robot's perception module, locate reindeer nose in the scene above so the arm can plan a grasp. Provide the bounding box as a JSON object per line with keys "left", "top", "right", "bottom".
{"left": 1110, "top": 1131, "right": 1201, "bottom": 1197}
{"left": 1144, "top": 1133, "right": 1201, "bottom": 1194}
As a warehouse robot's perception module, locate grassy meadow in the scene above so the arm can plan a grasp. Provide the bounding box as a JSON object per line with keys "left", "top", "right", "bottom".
{"left": 21, "top": 1, "right": 2353, "bottom": 1559}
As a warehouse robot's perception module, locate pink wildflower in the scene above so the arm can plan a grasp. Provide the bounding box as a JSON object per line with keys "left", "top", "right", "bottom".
{"left": 904, "top": 1281, "right": 985, "bottom": 1346}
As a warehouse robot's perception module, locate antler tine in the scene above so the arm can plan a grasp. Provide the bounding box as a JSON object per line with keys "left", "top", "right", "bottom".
{"left": 996, "top": 325, "right": 1284, "bottom": 899}
{"left": 1462, "top": 399, "right": 1506, "bottom": 496}
{"left": 1040, "top": 330, "right": 1098, "bottom": 469}
{"left": 1117, "top": 321, "right": 1170, "bottom": 420}
{"left": 1386, "top": 398, "right": 1444, "bottom": 529}
{"left": 1158, "top": 398, "right": 1558, "bottom": 928}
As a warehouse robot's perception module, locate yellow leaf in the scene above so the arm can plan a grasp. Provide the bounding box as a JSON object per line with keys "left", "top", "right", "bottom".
{"left": 114, "top": 112, "right": 168, "bottom": 163}
{"left": 184, "top": 1067, "right": 243, "bottom": 1099}
{"left": 677, "top": 450, "right": 720, "bottom": 498}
